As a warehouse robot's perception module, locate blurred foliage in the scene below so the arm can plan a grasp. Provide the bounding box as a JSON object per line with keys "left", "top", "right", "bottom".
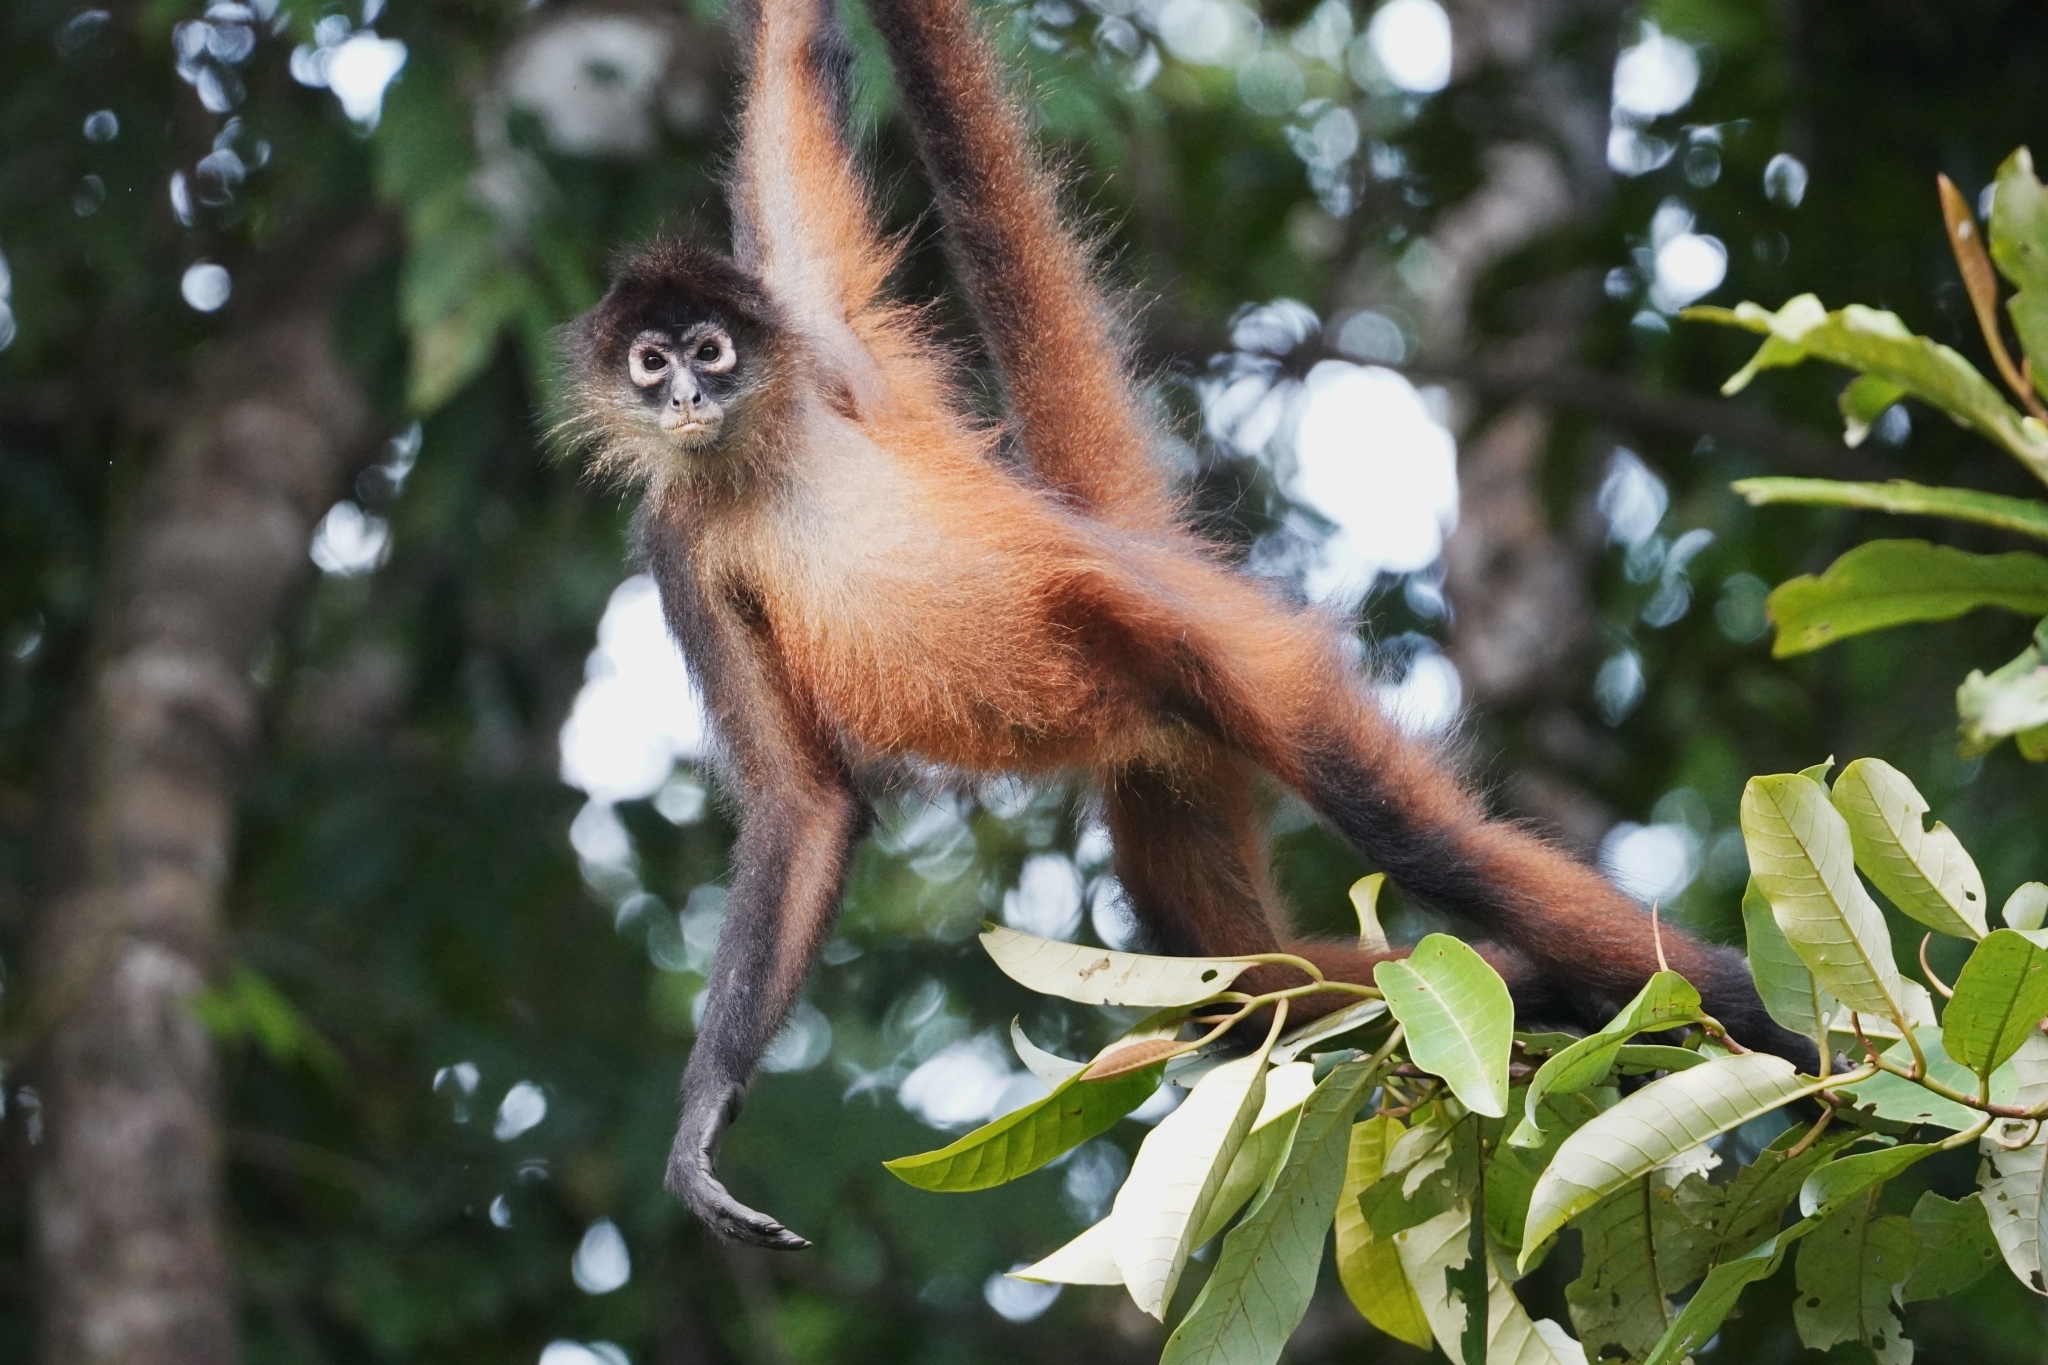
{"left": 5, "top": 0, "right": 2048, "bottom": 1361}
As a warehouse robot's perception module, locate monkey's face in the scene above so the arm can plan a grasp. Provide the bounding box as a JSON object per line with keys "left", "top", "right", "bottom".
{"left": 625, "top": 323, "right": 744, "bottom": 452}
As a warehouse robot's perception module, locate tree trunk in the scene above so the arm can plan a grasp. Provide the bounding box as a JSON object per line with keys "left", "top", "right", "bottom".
{"left": 27, "top": 230, "right": 384, "bottom": 1365}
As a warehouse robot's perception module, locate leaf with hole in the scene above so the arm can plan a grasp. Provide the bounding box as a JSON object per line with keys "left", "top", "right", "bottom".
{"left": 1395, "top": 1204, "right": 1588, "bottom": 1365}
{"left": 980, "top": 926, "right": 1253, "bottom": 1006}
{"left": 1520, "top": 1053, "right": 1825, "bottom": 1269}
{"left": 1792, "top": 1189, "right": 1917, "bottom": 1364}
{"left": 1902, "top": 1191, "right": 2002, "bottom": 1303}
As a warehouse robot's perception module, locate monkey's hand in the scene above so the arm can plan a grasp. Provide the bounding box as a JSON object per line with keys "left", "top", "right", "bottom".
{"left": 666, "top": 1078, "right": 812, "bottom": 1250}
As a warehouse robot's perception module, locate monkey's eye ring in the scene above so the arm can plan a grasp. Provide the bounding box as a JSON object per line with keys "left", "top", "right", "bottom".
{"left": 694, "top": 331, "right": 738, "bottom": 374}
{"left": 627, "top": 341, "right": 673, "bottom": 388}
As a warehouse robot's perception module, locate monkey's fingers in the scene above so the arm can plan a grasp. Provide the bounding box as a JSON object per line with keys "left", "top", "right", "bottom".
{"left": 667, "top": 1084, "right": 812, "bottom": 1251}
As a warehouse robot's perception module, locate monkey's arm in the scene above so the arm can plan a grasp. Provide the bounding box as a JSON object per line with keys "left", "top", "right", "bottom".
{"left": 648, "top": 541, "right": 866, "bottom": 1248}
{"left": 728, "top": 0, "right": 895, "bottom": 375}
{"left": 863, "top": 0, "right": 1174, "bottom": 527}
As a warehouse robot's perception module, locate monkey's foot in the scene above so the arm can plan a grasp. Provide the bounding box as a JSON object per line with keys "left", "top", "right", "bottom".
{"left": 667, "top": 1086, "right": 811, "bottom": 1250}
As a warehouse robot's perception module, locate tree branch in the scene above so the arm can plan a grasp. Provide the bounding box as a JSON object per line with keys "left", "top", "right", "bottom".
{"left": 25, "top": 215, "right": 390, "bottom": 1365}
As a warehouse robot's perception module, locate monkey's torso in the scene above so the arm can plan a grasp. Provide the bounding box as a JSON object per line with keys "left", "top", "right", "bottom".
{"left": 650, "top": 389, "right": 1318, "bottom": 778}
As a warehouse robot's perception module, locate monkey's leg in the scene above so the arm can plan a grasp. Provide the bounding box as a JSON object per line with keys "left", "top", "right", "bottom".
{"left": 669, "top": 781, "right": 867, "bottom": 1248}
{"left": 1081, "top": 568, "right": 1808, "bottom": 1063}
{"left": 863, "top": 0, "right": 1173, "bottom": 527}
{"left": 1102, "top": 739, "right": 1558, "bottom": 1023}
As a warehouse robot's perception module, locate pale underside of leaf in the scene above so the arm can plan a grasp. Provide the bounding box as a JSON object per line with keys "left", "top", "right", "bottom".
{"left": 1193, "top": 1062, "right": 1318, "bottom": 1246}
{"left": 1732, "top": 479, "right": 2048, "bottom": 547}
{"left": 1395, "top": 1204, "right": 1588, "bottom": 1365}
{"left": 1011, "top": 1218, "right": 1122, "bottom": 1284}
{"left": 1269, "top": 998, "right": 1389, "bottom": 1066}
{"left": 981, "top": 926, "right": 1251, "bottom": 1006}
{"left": 1161, "top": 1062, "right": 1379, "bottom": 1365}
{"left": 1011, "top": 1018, "right": 1088, "bottom": 1088}
{"left": 1350, "top": 873, "right": 1392, "bottom": 953}
{"left": 1832, "top": 757, "right": 1987, "bottom": 939}
{"left": 1113, "top": 1048, "right": 1271, "bottom": 1318}
{"left": 1979, "top": 1030, "right": 2048, "bottom": 1294}
{"left": 1742, "top": 773, "right": 1909, "bottom": 1022}
{"left": 1376, "top": 934, "right": 1515, "bottom": 1118}
{"left": 1521, "top": 1053, "right": 1825, "bottom": 1267}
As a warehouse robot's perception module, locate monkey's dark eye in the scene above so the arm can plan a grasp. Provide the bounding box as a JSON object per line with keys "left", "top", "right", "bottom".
{"left": 696, "top": 342, "right": 721, "bottom": 363}
{"left": 641, "top": 351, "right": 668, "bottom": 371}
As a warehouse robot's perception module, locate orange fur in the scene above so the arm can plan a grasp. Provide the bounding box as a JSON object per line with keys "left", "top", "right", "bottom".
{"left": 582, "top": 0, "right": 1798, "bottom": 1249}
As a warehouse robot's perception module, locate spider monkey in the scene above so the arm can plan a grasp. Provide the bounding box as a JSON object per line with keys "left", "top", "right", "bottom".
{"left": 563, "top": 0, "right": 1804, "bottom": 1250}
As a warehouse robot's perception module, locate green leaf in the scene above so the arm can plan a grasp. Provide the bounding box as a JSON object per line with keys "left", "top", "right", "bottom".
{"left": 1565, "top": 1177, "right": 1702, "bottom": 1360}
{"left": 190, "top": 966, "right": 343, "bottom": 1081}
{"left": 1832, "top": 757, "right": 1989, "bottom": 939}
{"left": 1957, "top": 636, "right": 2048, "bottom": 757}
{"left": 1671, "top": 1125, "right": 1857, "bottom": 1278}
{"left": 1162, "top": 1061, "right": 1379, "bottom": 1365}
{"left": 1521, "top": 1053, "right": 1825, "bottom": 1268}
{"left": 1944, "top": 929, "right": 2048, "bottom": 1074}
{"left": 1349, "top": 873, "right": 1392, "bottom": 952}
{"left": 1742, "top": 773, "right": 1912, "bottom": 1025}
{"left": 1614, "top": 1044, "right": 1709, "bottom": 1074}
{"left": 1489, "top": 1092, "right": 1605, "bottom": 1251}
{"left": 1334, "top": 1116, "right": 1434, "bottom": 1349}
{"left": 2007, "top": 883, "right": 2048, "bottom": 932}
{"left": 1742, "top": 878, "right": 1836, "bottom": 1048}
{"left": 883, "top": 1062, "right": 1163, "bottom": 1191}
{"left": 1362, "top": 1113, "right": 1479, "bottom": 1238}
{"left": 1375, "top": 934, "right": 1515, "bottom": 1118}
{"left": 1643, "top": 1220, "right": 1817, "bottom": 1365}
{"left": 979, "top": 926, "right": 1253, "bottom": 1006}
{"left": 1692, "top": 293, "right": 2048, "bottom": 480}
{"left": 1516, "top": 971, "right": 1701, "bottom": 1144}
{"left": 1990, "top": 148, "right": 2048, "bottom": 390}
{"left": 1902, "top": 1191, "right": 2002, "bottom": 1303}
{"left": 1760, "top": 540, "right": 2048, "bottom": 659}
{"left": 1732, "top": 478, "right": 2048, "bottom": 545}
{"left": 1792, "top": 1188, "right": 1917, "bottom": 1364}
{"left": 1112, "top": 1042, "right": 1274, "bottom": 1317}
{"left": 1841, "top": 372, "right": 1910, "bottom": 447}
{"left": 1393, "top": 1204, "right": 1586, "bottom": 1365}
{"left": 1799, "top": 1141, "right": 1945, "bottom": 1218}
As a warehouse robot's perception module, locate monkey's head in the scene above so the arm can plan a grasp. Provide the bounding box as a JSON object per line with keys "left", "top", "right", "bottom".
{"left": 565, "top": 239, "right": 783, "bottom": 488}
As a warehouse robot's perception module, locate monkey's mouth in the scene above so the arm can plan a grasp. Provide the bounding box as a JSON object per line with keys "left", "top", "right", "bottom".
{"left": 660, "top": 412, "right": 722, "bottom": 447}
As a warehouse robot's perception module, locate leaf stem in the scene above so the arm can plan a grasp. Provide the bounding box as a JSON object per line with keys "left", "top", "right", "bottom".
{"left": 1919, "top": 934, "right": 1955, "bottom": 1000}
